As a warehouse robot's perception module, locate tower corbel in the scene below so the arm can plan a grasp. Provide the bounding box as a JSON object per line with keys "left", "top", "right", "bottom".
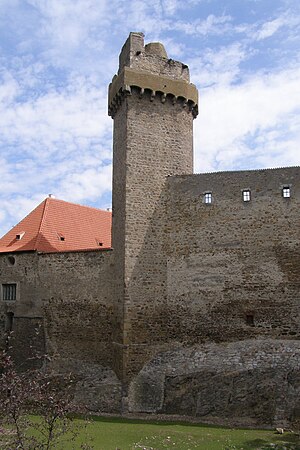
{"left": 150, "top": 90, "right": 155, "bottom": 102}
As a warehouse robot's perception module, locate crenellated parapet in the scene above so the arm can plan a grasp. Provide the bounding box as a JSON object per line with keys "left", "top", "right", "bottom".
{"left": 108, "top": 67, "right": 198, "bottom": 118}
{"left": 108, "top": 32, "right": 198, "bottom": 119}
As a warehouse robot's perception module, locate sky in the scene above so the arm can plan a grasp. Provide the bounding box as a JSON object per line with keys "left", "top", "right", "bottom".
{"left": 0, "top": 0, "right": 300, "bottom": 236}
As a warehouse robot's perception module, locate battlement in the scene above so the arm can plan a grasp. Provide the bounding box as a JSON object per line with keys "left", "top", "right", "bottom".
{"left": 108, "top": 32, "right": 198, "bottom": 118}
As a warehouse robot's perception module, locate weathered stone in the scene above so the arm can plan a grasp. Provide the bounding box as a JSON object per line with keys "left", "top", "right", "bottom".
{"left": 128, "top": 340, "right": 300, "bottom": 426}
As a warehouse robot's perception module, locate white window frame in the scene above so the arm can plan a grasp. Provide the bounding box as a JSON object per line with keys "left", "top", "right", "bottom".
{"left": 243, "top": 190, "right": 251, "bottom": 202}
{"left": 204, "top": 192, "right": 212, "bottom": 204}
{"left": 282, "top": 186, "right": 291, "bottom": 198}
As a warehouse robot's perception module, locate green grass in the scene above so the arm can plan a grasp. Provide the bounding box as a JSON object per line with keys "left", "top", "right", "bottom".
{"left": 2, "top": 415, "right": 299, "bottom": 449}
{"left": 62, "top": 416, "right": 300, "bottom": 450}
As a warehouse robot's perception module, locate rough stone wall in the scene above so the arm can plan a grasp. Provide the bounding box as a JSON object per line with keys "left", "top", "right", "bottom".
{"left": 0, "top": 250, "right": 121, "bottom": 411}
{"left": 118, "top": 32, "right": 190, "bottom": 82}
{"left": 111, "top": 33, "right": 195, "bottom": 384}
{"left": 126, "top": 164, "right": 300, "bottom": 425}
{"left": 38, "top": 250, "right": 115, "bottom": 367}
{"left": 129, "top": 339, "right": 300, "bottom": 426}
{"left": 0, "top": 252, "right": 45, "bottom": 368}
{"left": 166, "top": 167, "right": 300, "bottom": 345}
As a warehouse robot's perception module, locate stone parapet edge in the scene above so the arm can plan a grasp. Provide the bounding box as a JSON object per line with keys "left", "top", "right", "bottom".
{"left": 108, "top": 67, "right": 198, "bottom": 118}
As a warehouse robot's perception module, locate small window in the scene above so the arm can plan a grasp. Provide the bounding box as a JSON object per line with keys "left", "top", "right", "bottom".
{"left": 2, "top": 283, "right": 17, "bottom": 301}
{"left": 282, "top": 186, "right": 290, "bottom": 198}
{"left": 246, "top": 314, "right": 254, "bottom": 326}
{"left": 243, "top": 190, "right": 251, "bottom": 202}
{"left": 16, "top": 231, "right": 25, "bottom": 240}
{"left": 7, "top": 256, "right": 16, "bottom": 266}
{"left": 204, "top": 192, "right": 212, "bottom": 204}
{"left": 5, "top": 312, "right": 14, "bottom": 332}
{"left": 57, "top": 233, "right": 65, "bottom": 241}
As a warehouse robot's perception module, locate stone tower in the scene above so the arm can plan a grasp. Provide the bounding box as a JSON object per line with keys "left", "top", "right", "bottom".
{"left": 108, "top": 32, "right": 198, "bottom": 387}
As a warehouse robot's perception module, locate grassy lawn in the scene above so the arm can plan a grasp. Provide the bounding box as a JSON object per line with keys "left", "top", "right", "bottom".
{"left": 62, "top": 416, "right": 300, "bottom": 450}
{"left": 2, "top": 416, "right": 299, "bottom": 449}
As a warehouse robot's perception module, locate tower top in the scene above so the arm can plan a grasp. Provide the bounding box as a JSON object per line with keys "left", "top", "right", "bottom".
{"left": 108, "top": 32, "right": 198, "bottom": 118}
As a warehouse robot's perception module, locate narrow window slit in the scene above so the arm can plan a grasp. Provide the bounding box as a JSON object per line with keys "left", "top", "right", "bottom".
{"left": 246, "top": 314, "right": 254, "bottom": 326}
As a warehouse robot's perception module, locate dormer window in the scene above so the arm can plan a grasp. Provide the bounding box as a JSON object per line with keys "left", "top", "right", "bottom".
{"left": 16, "top": 231, "right": 25, "bottom": 240}
{"left": 282, "top": 186, "right": 291, "bottom": 198}
{"left": 57, "top": 233, "right": 65, "bottom": 241}
{"left": 96, "top": 239, "right": 103, "bottom": 247}
{"left": 243, "top": 190, "right": 251, "bottom": 202}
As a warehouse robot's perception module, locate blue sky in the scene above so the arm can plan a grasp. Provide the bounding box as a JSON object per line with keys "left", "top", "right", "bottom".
{"left": 0, "top": 0, "right": 300, "bottom": 236}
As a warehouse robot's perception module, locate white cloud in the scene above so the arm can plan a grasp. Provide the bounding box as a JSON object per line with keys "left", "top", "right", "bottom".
{"left": 194, "top": 64, "right": 300, "bottom": 172}
{"left": 189, "top": 43, "right": 249, "bottom": 87}
{"left": 161, "top": 0, "right": 179, "bottom": 15}
{"left": 60, "top": 164, "right": 112, "bottom": 203}
{"left": 0, "top": 70, "right": 20, "bottom": 104}
{"left": 255, "top": 17, "right": 286, "bottom": 40}
{"left": 250, "top": 10, "right": 300, "bottom": 41}
{"left": 172, "top": 14, "right": 232, "bottom": 36}
{"left": 0, "top": 66, "right": 113, "bottom": 236}
{"left": 0, "top": 71, "right": 111, "bottom": 156}
{"left": 160, "top": 0, "right": 204, "bottom": 16}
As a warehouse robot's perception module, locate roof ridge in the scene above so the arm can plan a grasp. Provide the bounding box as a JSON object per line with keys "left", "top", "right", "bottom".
{"left": 34, "top": 198, "right": 50, "bottom": 250}
{"left": 172, "top": 165, "right": 300, "bottom": 178}
{"left": 47, "top": 197, "right": 112, "bottom": 214}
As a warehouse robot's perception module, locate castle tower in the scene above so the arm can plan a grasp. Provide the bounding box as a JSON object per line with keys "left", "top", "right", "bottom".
{"left": 108, "top": 33, "right": 198, "bottom": 386}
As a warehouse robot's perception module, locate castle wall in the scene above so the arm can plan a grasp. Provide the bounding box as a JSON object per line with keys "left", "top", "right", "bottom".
{"left": 0, "top": 252, "right": 44, "bottom": 368}
{"left": 128, "top": 166, "right": 300, "bottom": 423}
{"left": 39, "top": 250, "right": 122, "bottom": 413}
{"left": 0, "top": 250, "right": 115, "bottom": 367}
{"left": 0, "top": 249, "right": 121, "bottom": 411}
{"left": 166, "top": 167, "right": 300, "bottom": 344}
{"left": 39, "top": 250, "right": 115, "bottom": 368}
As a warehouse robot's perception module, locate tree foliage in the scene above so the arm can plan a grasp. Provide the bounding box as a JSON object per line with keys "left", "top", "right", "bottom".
{"left": 0, "top": 340, "right": 91, "bottom": 449}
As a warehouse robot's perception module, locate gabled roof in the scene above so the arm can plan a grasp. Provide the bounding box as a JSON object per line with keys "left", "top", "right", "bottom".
{"left": 0, "top": 197, "right": 112, "bottom": 254}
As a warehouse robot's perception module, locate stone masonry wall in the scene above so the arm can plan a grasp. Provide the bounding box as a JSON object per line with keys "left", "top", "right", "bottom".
{"left": 129, "top": 339, "right": 300, "bottom": 426}
{"left": 39, "top": 250, "right": 115, "bottom": 368}
{"left": 0, "top": 250, "right": 121, "bottom": 411}
{"left": 112, "top": 90, "right": 194, "bottom": 384}
{"left": 123, "top": 92, "right": 194, "bottom": 382}
{"left": 111, "top": 33, "right": 196, "bottom": 385}
{"left": 127, "top": 166, "right": 300, "bottom": 424}
{"left": 166, "top": 167, "right": 300, "bottom": 345}
{"left": 0, "top": 252, "right": 45, "bottom": 368}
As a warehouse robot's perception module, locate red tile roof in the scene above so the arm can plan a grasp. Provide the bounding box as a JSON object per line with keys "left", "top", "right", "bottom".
{"left": 0, "top": 197, "right": 112, "bottom": 254}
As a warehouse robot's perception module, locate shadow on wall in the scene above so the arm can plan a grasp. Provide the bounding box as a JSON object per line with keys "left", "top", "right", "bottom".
{"left": 48, "top": 357, "right": 122, "bottom": 413}
{"left": 128, "top": 339, "right": 300, "bottom": 426}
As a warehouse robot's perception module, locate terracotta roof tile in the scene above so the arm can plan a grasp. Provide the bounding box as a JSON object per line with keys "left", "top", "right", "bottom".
{"left": 0, "top": 198, "right": 112, "bottom": 254}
